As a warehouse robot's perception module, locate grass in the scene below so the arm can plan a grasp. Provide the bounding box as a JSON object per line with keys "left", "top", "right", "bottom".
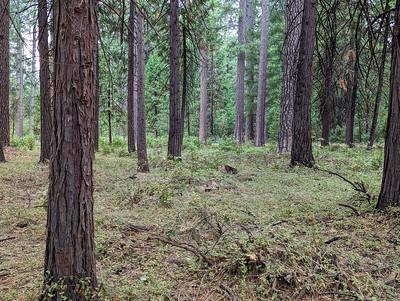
{"left": 0, "top": 139, "right": 399, "bottom": 300}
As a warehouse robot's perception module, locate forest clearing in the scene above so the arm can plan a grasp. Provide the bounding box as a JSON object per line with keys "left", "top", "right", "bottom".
{"left": 1, "top": 141, "right": 399, "bottom": 300}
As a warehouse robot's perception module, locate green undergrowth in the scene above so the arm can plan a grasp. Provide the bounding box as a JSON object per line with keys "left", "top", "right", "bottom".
{"left": 0, "top": 141, "right": 399, "bottom": 300}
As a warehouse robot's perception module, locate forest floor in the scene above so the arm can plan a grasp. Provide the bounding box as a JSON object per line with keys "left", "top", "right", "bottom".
{"left": 0, "top": 139, "right": 399, "bottom": 301}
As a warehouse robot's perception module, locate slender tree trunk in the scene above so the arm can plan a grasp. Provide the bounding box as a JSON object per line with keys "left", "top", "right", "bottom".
{"left": 0, "top": 0, "right": 10, "bottom": 146}
{"left": 42, "top": 1, "right": 98, "bottom": 299}
{"left": 38, "top": 0, "right": 52, "bottom": 163}
{"left": 210, "top": 49, "right": 215, "bottom": 137}
{"left": 291, "top": 0, "right": 317, "bottom": 167}
{"left": 245, "top": 0, "right": 256, "bottom": 142}
{"left": 181, "top": 0, "right": 188, "bottom": 144}
{"left": 127, "top": 0, "right": 136, "bottom": 152}
{"left": 136, "top": 13, "right": 149, "bottom": 173}
{"left": 93, "top": 0, "right": 100, "bottom": 152}
{"left": 255, "top": 0, "right": 270, "bottom": 147}
{"left": 199, "top": 46, "right": 208, "bottom": 144}
{"left": 368, "top": 15, "right": 390, "bottom": 149}
{"left": 377, "top": 0, "right": 400, "bottom": 209}
{"left": 108, "top": 86, "right": 112, "bottom": 144}
{"left": 235, "top": 0, "right": 246, "bottom": 145}
{"left": 17, "top": 35, "right": 24, "bottom": 138}
{"left": 278, "top": 0, "right": 302, "bottom": 154}
{"left": 29, "top": 23, "right": 37, "bottom": 134}
{"left": 168, "top": 0, "right": 182, "bottom": 159}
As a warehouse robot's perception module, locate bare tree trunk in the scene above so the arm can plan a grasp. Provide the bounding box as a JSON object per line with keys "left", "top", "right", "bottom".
{"left": 235, "top": 0, "right": 246, "bottom": 145}
{"left": 42, "top": 1, "right": 98, "bottom": 299}
{"left": 291, "top": 0, "right": 317, "bottom": 168}
{"left": 16, "top": 35, "right": 24, "bottom": 138}
{"left": 93, "top": 0, "right": 100, "bottom": 152}
{"left": 377, "top": 0, "right": 400, "bottom": 210}
{"left": 278, "top": 0, "right": 302, "bottom": 154}
{"left": 255, "top": 0, "right": 269, "bottom": 147}
{"left": 136, "top": 13, "right": 149, "bottom": 173}
{"left": 0, "top": 0, "right": 10, "bottom": 146}
{"left": 168, "top": 0, "right": 182, "bottom": 159}
{"left": 368, "top": 14, "right": 390, "bottom": 149}
{"left": 127, "top": 0, "right": 136, "bottom": 153}
{"left": 181, "top": 0, "right": 188, "bottom": 144}
{"left": 199, "top": 46, "right": 208, "bottom": 144}
{"left": 29, "top": 23, "right": 37, "bottom": 134}
{"left": 210, "top": 49, "right": 215, "bottom": 137}
{"left": 38, "top": 0, "right": 52, "bottom": 163}
{"left": 0, "top": 143, "right": 4, "bottom": 162}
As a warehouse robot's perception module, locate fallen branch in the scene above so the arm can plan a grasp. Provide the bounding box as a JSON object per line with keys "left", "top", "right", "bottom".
{"left": 338, "top": 203, "right": 360, "bottom": 216}
{"left": 0, "top": 237, "right": 16, "bottom": 243}
{"left": 324, "top": 236, "right": 343, "bottom": 245}
{"left": 314, "top": 166, "right": 372, "bottom": 203}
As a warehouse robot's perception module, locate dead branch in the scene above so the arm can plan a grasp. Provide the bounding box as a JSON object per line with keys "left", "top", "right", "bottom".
{"left": 338, "top": 203, "right": 361, "bottom": 216}
{"left": 0, "top": 237, "right": 16, "bottom": 243}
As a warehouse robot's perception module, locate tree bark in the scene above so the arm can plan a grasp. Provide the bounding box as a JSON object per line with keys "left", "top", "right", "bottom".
{"left": 0, "top": 0, "right": 10, "bottom": 146}
{"left": 136, "top": 12, "right": 149, "bottom": 173}
{"left": 29, "top": 23, "right": 37, "bottom": 134}
{"left": 0, "top": 143, "right": 4, "bottom": 162}
{"left": 255, "top": 0, "right": 269, "bottom": 147}
{"left": 168, "top": 0, "right": 182, "bottom": 159}
{"left": 16, "top": 33, "right": 24, "bottom": 138}
{"left": 181, "top": 0, "right": 188, "bottom": 143}
{"left": 42, "top": 1, "right": 97, "bottom": 299}
{"left": 127, "top": 0, "right": 136, "bottom": 153}
{"left": 199, "top": 46, "right": 208, "bottom": 144}
{"left": 290, "top": 0, "right": 317, "bottom": 167}
{"left": 38, "top": 0, "right": 52, "bottom": 163}
{"left": 278, "top": 0, "right": 302, "bottom": 154}
{"left": 235, "top": 0, "right": 246, "bottom": 145}
{"left": 93, "top": 0, "right": 100, "bottom": 152}
{"left": 368, "top": 14, "right": 390, "bottom": 149}
{"left": 377, "top": 1, "right": 400, "bottom": 210}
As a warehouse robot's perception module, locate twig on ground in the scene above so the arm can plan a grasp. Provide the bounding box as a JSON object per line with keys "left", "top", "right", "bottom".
{"left": 338, "top": 203, "right": 360, "bottom": 216}
{"left": 0, "top": 237, "right": 16, "bottom": 243}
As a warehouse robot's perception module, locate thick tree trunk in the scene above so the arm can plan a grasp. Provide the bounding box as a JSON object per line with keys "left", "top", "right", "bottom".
{"left": 127, "top": 0, "right": 136, "bottom": 153}
{"left": 368, "top": 15, "right": 390, "bottom": 149}
{"left": 16, "top": 35, "right": 24, "bottom": 138}
{"left": 199, "top": 46, "right": 208, "bottom": 144}
{"left": 235, "top": 0, "right": 246, "bottom": 145}
{"left": 38, "top": 0, "right": 52, "bottom": 163}
{"left": 168, "top": 0, "right": 182, "bottom": 159}
{"left": 136, "top": 13, "right": 149, "bottom": 173}
{"left": 0, "top": 0, "right": 10, "bottom": 146}
{"left": 278, "top": 0, "right": 302, "bottom": 154}
{"left": 290, "top": 0, "right": 317, "bottom": 167}
{"left": 29, "top": 23, "right": 37, "bottom": 134}
{"left": 377, "top": 1, "right": 400, "bottom": 210}
{"left": 0, "top": 143, "right": 4, "bottom": 162}
{"left": 255, "top": 0, "right": 269, "bottom": 147}
{"left": 42, "top": 1, "right": 97, "bottom": 299}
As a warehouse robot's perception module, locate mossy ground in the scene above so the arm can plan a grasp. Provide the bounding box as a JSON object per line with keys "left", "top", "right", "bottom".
{"left": 0, "top": 139, "right": 399, "bottom": 300}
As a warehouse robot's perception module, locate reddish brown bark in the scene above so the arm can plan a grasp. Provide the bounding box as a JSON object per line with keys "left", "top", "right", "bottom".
{"left": 42, "top": 1, "right": 97, "bottom": 299}
{"left": 38, "top": 0, "right": 52, "bottom": 163}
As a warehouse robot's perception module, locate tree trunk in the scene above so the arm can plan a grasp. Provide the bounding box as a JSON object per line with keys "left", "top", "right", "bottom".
{"left": 38, "top": 0, "right": 52, "bottom": 163}
{"left": 127, "top": 0, "right": 136, "bottom": 153}
{"left": 16, "top": 34, "right": 24, "bottom": 138}
{"left": 93, "top": 0, "right": 100, "bottom": 152}
{"left": 168, "top": 0, "right": 182, "bottom": 159}
{"left": 377, "top": 0, "right": 400, "bottom": 210}
{"left": 136, "top": 13, "right": 149, "bottom": 173}
{"left": 181, "top": 0, "right": 188, "bottom": 144}
{"left": 0, "top": 0, "right": 10, "bottom": 146}
{"left": 368, "top": 14, "right": 390, "bottom": 149}
{"left": 255, "top": 0, "right": 269, "bottom": 147}
{"left": 199, "top": 46, "right": 208, "bottom": 145}
{"left": 278, "top": 0, "right": 302, "bottom": 154}
{"left": 42, "top": 1, "right": 97, "bottom": 299}
{"left": 290, "top": 0, "right": 317, "bottom": 167}
{"left": 29, "top": 23, "right": 37, "bottom": 134}
{"left": 235, "top": 0, "right": 246, "bottom": 145}
{"left": 0, "top": 143, "right": 4, "bottom": 162}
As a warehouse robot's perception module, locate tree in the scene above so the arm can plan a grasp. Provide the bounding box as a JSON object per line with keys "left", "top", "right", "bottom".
{"left": 42, "top": 0, "right": 97, "bottom": 299}
{"left": 235, "top": 0, "right": 246, "bottom": 145}
{"left": 29, "top": 22, "right": 37, "bottom": 134}
{"left": 290, "top": 0, "right": 317, "bottom": 167}
{"left": 199, "top": 46, "right": 208, "bottom": 145}
{"left": 377, "top": 1, "right": 400, "bottom": 210}
{"left": 278, "top": 0, "right": 302, "bottom": 154}
{"left": 136, "top": 12, "right": 149, "bottom": 173}
{"left": 255, "top": 0, "right": 270, "bottom": 147}
{"left": 16, "top": 30, "right": 24, "bottom": 138}
{"left": 93, "top": 0, "right": 100, "bottom": 152}
{"left": 0, "top": 143, "right": 4, "bottom": 162}
{"left": 128, "top": 0, "right": 136, "bottom": 153}
{"left": 168, "top": 0, "right": 182, "bottom": 159}
{"left": 0, "top": 0, "right": 9, "bottom": 147}
{"left": 38, "top": 0, "right": 52, "bottom": 163}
